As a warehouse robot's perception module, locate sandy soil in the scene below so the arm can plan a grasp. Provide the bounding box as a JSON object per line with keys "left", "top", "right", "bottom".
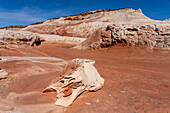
{"left": 0, "top": 41, "right": 170, "bottom": 113}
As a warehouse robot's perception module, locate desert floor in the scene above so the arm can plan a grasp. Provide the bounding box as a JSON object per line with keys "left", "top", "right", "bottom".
{"left": 0, "top": 41, "right": 170, "bottom": 113}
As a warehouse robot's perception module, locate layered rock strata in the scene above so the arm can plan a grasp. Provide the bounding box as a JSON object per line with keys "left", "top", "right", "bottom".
{"left": 23, "top": 8, "right": 169, "bottom": 38}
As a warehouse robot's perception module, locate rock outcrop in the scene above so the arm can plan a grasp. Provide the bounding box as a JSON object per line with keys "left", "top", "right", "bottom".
{"left": 20, "top": 8, "right": 170, "bottom": 50}
{"left": 74, "top": 29, "right": 112, "bottom": 50}
{"left": 23, "top": 8, "right": 162, "bottom": 38}
{"left": 1, "top": 8, "right": 169, "bottom": 50}
{"left": 74, "top": 24, "right": 170, "bottom": 50}
{"left": 23, "top": 8, "right": 169, "bottom": 38}
{"left": 0, "top": 30, "right": 45, "bottom": 47}
{"left": 106, "top": 24, "right": 170, "bottom": 49}
{"left": 43, "top": 59, "right": 104, "bottom": 107}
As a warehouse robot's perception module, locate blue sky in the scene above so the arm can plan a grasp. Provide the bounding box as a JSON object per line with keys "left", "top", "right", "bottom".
{"left": 0, "top": 0, "right": 170, "bottom": 27}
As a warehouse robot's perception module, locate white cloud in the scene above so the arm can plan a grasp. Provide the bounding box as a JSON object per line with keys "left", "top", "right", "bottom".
{"left": 0, "top": 12, "right": 44, "bottom": 22}
{"left": 0, "top": 6, "right": 86, "bottom": 27}
{"left": 0, "top": 6, "right": 73, "bottom": 23}
{"left": 0, "top": 7, "right": 45, "bottom": 23}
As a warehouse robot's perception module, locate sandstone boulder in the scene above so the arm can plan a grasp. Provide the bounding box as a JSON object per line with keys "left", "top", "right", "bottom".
{"left": 43, "top": 59, "right": 104, "bottom": 107}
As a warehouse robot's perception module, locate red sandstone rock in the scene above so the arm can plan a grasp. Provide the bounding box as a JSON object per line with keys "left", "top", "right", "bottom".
{"left": 74, "top": 29, "right": 112, "bottom": 50}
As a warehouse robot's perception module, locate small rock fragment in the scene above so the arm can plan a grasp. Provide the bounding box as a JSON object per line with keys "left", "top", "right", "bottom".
{"left": 63, "top": 108, "right": 67, "bottom": 112}
{"left": 121, "top": 90, "right": 125, "bottom": 93}
{"left": 96, "top": 99, "right": 100, "bottom": 103}
{"left": 0, "top": 69, "right": 9, "bottom": 80}
{"left": 85, "top": 102, "right": 91, "bottom": 105}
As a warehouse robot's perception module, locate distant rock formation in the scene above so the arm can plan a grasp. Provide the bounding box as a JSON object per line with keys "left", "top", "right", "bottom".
{"left": 107, "top": 24, "right": 170, "bottom": 49}
{"left": 75, "top": 24, "right": 170, "bottom": 50}
{"left": 0, "top": 30, "right": 45, "bottom": 48}
{"left": 20, "top": 8, "right": 170, "bottom": 50}
{"left": 74, "top": 29, "right": 112, "bottom": 50}
{"left": 1, "top": 8, "right": 169, "bottom": 50}
{"left": 23, "top": 8, "right": 168, "bottom": 37}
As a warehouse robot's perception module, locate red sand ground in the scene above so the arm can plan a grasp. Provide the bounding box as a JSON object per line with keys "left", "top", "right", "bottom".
{"left": 0, "top": 41, "right": 170, "bottom": 113}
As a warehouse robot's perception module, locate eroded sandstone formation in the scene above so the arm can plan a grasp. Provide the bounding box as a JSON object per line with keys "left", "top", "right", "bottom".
{"left": 1, "top": 8, "right": 170, "bottom": 50}
{"left": 107, "top": 24, "right": 170, "bottom": 49}
{"left": 75, "top": 24, "right": 170, "bottom": 50}
{"left": 23, "top": 8, "right": 169, "bottom": 38}
{"left": 43, "top": 59, "right": 104, "bottom": 107}
{"left": 74, "top": 29, "right": 112, "bottom": 50}
{"left": 0, "top": 30, "right": 45, "bottom": 48}
{"left": 20, "top": 8, "right": 170, "bottom": 50}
